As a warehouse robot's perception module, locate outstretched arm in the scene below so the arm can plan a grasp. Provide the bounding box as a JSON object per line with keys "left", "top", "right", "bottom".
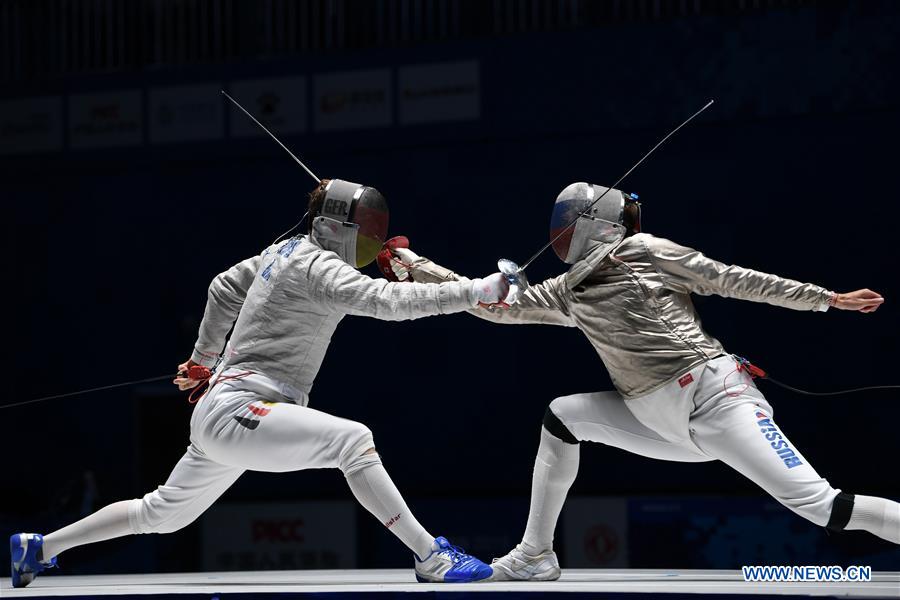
{"left": 309, "top": 251, "right": 505, "bottom": 320}
{"left": 396, "top": 249, "right": 576, "bottom": 327}
{"left": 644, "top": 236, "right": 883, "bottom": 312}
{"left": 829, "top": 289, "right": 884, "bottom": 312}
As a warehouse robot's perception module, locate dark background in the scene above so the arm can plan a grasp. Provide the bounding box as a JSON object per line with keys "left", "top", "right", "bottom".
{"left": 1, "top": 0, "right": 898, "bottom": 574}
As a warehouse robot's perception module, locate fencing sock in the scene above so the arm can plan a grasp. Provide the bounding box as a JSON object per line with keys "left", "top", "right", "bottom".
{"left": 521, "top": 427, "right": 580, "bottom": 555}
{"left": 845, "top": 495, "right": 900, "bottom": 544}
{"left": 41, "top": 500, "right": 135, "bottom": 560}
{"left": 345, "top": 462, "right": 435, "bottom": 560}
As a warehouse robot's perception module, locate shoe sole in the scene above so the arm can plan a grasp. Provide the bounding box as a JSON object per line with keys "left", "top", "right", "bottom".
{"left": 10, "top": 534, "right": 29, "bottom": 588}
{"left": 491, "top": 562, "right": 561, "bottom": 582}
{"left": 415, "top": 571, "right": 493, "bottom": 583}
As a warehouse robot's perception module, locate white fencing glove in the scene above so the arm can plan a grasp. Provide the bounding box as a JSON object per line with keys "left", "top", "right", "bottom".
{"left": 472, "top": 273, "right": 510, "bottom": 306}
{"left": 390, "top": 247, "right": 421, "bottom": 282}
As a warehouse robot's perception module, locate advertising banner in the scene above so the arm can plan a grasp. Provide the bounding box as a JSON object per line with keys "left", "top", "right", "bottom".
{"left": 398, "top": 60, "right": 480, "bottom": 125}
{"left": 202, "top": 501, "right": 357, "bottom": 571}
{"left": 149, "top": 84, "right": 224, "bottom": 143}
{"left": 229, "top": 77, "right": 307, "bottom": 137}
{"left": 314, "top": 69, "right": 391, "bottom": 131}
{"left": 0, "top": 96, "right": 63, "bottom": 155}
{"left": 69, "top": 90, "right": 143, "bottom": 149}
{"left": 562, "top": 496, "right": 629, "bottom": 567}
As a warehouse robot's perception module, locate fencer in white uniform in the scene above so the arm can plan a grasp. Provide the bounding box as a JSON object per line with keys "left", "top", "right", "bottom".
{"left": 9, "top": 179, "right": 509, "bottom": 588}
{"left": 389, "top": 182, "right": 897, "bottom": 580}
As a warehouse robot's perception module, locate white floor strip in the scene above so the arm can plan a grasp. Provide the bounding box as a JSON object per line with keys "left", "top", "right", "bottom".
{"left": 2, "top": 569, "right": 898, "bottom": 597}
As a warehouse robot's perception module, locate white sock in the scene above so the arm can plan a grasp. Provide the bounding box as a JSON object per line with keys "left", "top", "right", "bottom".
{"left": 345, "top": 463, "right": 435, "bottom": 560}
{"left": 845, "top": 494, "right": 900, "bottom": 544}
{"left": 521, "top": 427, "right": 580, "bottom": 555}
{"left": 41, "top": 500, "right": 135, "bottom": 560}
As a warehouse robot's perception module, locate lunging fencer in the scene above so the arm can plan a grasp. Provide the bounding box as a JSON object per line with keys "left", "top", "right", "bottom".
{"left": 386, "top": 181, "right": 897, "bottom": 580}
{"left": 9, "top": 179, "right": 510, "bottom": 587}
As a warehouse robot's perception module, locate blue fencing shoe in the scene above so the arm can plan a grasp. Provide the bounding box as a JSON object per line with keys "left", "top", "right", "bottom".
{"left": 10, "top": 533, "right": 56, "bottom": 588}
{"left": 414, "top": 536, "right": 492, "bottom": 583}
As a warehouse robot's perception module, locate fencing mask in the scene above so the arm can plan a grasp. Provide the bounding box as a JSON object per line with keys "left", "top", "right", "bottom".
{"left": 550, "top": 182, "right": 640, "bottom": 264}
{"left": 311, "top": 179, "right": 389, "bottom": 268}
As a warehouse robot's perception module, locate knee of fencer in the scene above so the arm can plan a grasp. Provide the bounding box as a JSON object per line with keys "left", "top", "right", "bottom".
{"left": 146, "top": 517, "right": 191, "bottom": 535}
{"left": 782, "top": 487, "right": 846, "bottom": 528}
{"left": 133, "top": 489, "right": 196, "bottom": 535}
{"left": 543, "top": 402, "right": 580, "bottom": 445}
{"left": 339, "top": 425, "right": 382, "bottom": 476}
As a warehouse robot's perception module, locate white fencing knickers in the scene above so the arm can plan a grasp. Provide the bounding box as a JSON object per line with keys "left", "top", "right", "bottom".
{"left": 127, "top": 374, "right": 380, "bottom": 535}
{"left": 545, "top": 355, "right": 840, "bottom": 526}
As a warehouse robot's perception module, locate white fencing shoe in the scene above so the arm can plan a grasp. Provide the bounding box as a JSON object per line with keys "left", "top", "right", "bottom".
{"left": 490, "top": 544, "right": 561, "bottom": 581}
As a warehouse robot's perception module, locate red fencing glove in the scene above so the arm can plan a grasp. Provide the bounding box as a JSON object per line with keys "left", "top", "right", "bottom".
{"left": 376, "top": 236, "right": 411, "bottom": 282}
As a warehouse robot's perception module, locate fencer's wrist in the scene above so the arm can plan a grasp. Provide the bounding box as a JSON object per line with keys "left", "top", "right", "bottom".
{"left": 390, "top": 260, "right": 410, "bottom": 282}
{"left": 419, "top": 258, "right": 459, "bottom": 282}
{"left": 393, "top": 247, "right": 421, "bottom": 264}
{"left": 190, "top": 348, "right": 219, "bottom": 368}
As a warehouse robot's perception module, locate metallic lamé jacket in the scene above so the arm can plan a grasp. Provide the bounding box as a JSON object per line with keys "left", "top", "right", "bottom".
{"left": 190, "top": 236, "right": 476, "bottom": 401}
{"left": 409, "top": 233, "right": 834, "bottom": 399}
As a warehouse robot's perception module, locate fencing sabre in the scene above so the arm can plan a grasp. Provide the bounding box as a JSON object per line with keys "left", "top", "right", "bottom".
{"left": 497, "top": 99, "right": 716, "bottom": 304}
{"left": 0, "top": 366, "right": 212, "bottom": 410}
{"left": 220, "top": 90, "right": 321, "bottom": 243}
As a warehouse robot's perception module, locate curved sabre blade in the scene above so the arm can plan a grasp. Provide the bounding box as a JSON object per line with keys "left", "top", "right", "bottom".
{"left": 221, "top": 90, "right": 321, "bottom": 184}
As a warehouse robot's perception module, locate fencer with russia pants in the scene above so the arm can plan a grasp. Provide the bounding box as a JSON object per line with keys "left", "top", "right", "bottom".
{"left": 118, "top": 236, "right": 476, "bottom": 549}
{"left": 406, "top": 232, "right": 879, "bottom": 539}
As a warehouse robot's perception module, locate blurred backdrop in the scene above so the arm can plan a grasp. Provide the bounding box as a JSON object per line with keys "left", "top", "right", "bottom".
{"left": 2, "top": 0, "right": 899, "bottom": 574}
